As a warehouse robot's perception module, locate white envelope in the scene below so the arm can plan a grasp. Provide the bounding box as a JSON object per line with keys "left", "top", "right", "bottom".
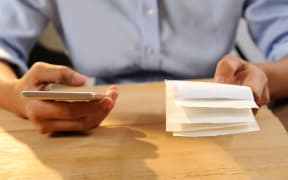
{"left": 172, "top": 120, "right": 259, "bottom": 137}
{"left": 174, "top": 99, "right": 258, "bottom": 109}
{"left": 172, "top": 80, "right": 254, "bottom": 100}
{"left": 166, "top": 122, "right": 249, "bottom": 132}
{"left": 165, "top": 80, "right": 260, "bottom": 137}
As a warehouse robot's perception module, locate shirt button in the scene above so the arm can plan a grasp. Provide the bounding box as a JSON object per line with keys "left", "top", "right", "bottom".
{"left": 144, "top": 7, "right": 154, "bottom": 15}
{"left": 146, "top": 47, "right": 154, "bottom": 55}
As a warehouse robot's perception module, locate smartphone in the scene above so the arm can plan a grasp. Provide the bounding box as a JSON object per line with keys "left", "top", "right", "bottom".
{"left": 21, "top": 90, "right": 105, "bottom": 102}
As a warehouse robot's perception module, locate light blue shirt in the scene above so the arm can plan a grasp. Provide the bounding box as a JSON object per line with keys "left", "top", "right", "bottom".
{"left": 0, "top": 0, "right": 288, "bottom": 83}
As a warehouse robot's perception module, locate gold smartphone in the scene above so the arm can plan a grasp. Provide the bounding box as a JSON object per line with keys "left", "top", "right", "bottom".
{"left": 21, "top": 90, "right": 105, "bottom": 102}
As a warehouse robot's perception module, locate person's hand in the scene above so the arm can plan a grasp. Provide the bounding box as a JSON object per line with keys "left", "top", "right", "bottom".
{"left": 12, "top": 62, "right": 118, "bottom": 134}
{"left": 214, "top": 55, "right": 270, "bottom": 107}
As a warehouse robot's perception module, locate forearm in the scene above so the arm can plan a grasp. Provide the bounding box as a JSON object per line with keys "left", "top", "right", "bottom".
{"left": 256, "top": 56, "right": 288, "bottom": 100}
{"left": 0, "top": 60, "right": 19, "bottom": 112}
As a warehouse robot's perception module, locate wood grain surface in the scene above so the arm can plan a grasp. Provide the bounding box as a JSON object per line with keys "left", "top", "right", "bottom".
{"left": 0, "top": 82, "right": 288, "bottom": 180}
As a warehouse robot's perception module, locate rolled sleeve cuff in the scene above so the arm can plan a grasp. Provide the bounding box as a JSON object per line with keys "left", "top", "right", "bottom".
{"left": 268, "top": 42, "right": 288, "bottom": 62}
{"left": 0, "top": 47, "right": 28, "bottom": 76}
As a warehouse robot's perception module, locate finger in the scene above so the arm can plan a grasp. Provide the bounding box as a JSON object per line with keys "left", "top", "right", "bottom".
{"left": 214, "top": 55, "right": 244, "bottom": 83}
{"left": 236, "top": 69, "right": 266, "bottom": 105}
{"left": 106, "top": 85, "right": 119, "bottom": 101}
{"left": 243, "top": 75, "right": 264, "bottom": 104}
{"left": 259, "top": 85, "right": 270, "bottom": 106}
{"left": 98, "top": 97, "right": 115, "bottom": 110}
{"left": 234, "top": 64, "right": 270, "bottom": 107}
{"left": 26, "top": 98, "right": 114, "bottom": 121}
{"left": 39, "top": 119, "right": 87, "bottom": 134}
{"left": 29, "top": 62, "right": 86, "bottom": 86}
{"left": 263, "top": 85, "right": 270, "bottom": 104}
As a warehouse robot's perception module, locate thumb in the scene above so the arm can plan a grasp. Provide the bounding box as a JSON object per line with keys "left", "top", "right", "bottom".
{"left": 214, "top": 55, "right": 244, "bottom": 83}
{"left": 28, "top": 62, "right": 87, "bottom": 86}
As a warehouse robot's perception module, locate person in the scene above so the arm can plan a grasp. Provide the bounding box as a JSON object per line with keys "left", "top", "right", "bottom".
{"left": 0, "top": 1, "right": 287, "bottom": 134}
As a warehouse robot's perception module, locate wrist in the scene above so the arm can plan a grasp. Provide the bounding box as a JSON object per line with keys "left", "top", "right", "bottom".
{"left": 255, "top": 56, "right": 288, "bottom": 99}
{"left": 0, "top": 79, "right": 25, "bottom": 117}
{"left": 0, "top": 60, "right": 27, "bottom": 116}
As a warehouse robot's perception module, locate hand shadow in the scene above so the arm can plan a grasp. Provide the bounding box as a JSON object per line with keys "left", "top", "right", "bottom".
{"left": 0, "top": 110, "right": 159, "bottom": 179}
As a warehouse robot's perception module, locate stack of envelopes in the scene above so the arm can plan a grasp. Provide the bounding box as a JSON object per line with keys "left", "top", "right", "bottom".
{"left": 165, "top": 80, "right": 259, "bottom": 137}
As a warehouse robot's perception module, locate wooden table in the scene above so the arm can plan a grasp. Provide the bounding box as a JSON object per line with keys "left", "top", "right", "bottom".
{"left": 1, "top": 82, "right": 288, "bottom": 179}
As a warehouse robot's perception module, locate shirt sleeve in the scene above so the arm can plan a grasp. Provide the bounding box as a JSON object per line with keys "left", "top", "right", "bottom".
{"left": 0, "top": 0, "right": 51, "bottom": 75}
{"left": 243, "top": 0, "right": 288, "bottom": 61}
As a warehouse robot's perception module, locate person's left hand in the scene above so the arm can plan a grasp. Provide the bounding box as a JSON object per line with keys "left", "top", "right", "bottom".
{"left": 214, "top": 55, "right": 270, "bottom": 107}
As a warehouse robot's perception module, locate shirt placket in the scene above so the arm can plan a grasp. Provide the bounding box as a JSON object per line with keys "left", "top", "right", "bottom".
{"left": 139, "top": 0, "right": 160, "bottom": 70}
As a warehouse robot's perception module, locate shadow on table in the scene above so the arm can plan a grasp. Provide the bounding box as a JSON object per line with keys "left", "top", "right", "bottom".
{"left": 0, "top": 113, "right": 159, "bottom": 179}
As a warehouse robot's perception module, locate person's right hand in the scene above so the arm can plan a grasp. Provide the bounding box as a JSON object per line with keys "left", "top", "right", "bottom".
{"left": 11, "top": 62, "right": 118, "bottom": 134}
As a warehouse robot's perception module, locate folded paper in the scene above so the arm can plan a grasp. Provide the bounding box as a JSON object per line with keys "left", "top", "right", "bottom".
{"left": 165, "top": 80, "right": 260, "bottom": 137}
